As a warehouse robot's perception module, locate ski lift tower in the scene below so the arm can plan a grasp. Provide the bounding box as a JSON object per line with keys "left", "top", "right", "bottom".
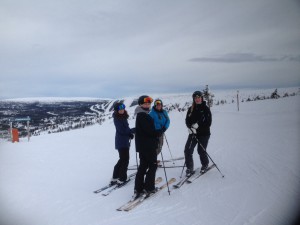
{"left": 9, "top": 116, "right": 31, "bottom": 142}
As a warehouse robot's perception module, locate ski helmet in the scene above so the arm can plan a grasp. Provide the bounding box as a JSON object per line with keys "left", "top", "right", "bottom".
{"left": 138, "top": 95, "right": 153, "bottom": 105}
{"left": 192, "top": 91, "right": 203, "bottom": 98}
{"left": 113, "top": 102, "right": 125, "bottom": 111}
{"left": 154, "top": 99, "right": 163, "bottom": 107}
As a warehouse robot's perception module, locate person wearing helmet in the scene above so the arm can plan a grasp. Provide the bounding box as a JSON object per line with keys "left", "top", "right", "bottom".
{"left": 133, "top": 95, "right": 160, "bottom": 198}
{"left": 149, "top": 99, "right": 170, "bottom": 156}
{"left": 184, "top": 91, "right": 212, "bottom": 176}
{"left": 111, "top": 102, "right": 135, "bottom": 185}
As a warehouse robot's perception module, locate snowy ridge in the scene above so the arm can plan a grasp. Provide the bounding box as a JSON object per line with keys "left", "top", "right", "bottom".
{"left": 0, "top": 88, "right": 300, "bottom": 225}
{"left": 1, "top": 97, "right": 112, "bottom": 103}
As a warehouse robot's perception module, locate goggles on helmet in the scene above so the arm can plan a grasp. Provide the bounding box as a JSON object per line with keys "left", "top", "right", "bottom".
{"left": 192, "top": 91, "right": 203, "bottom": 98}
{"left": 154, "top": 100, "right": 162, "bottom": 106}
{"left": 117, "top": 104, "right": 126, "bottom": 110}
{"left": 143, "top": 97, "right": 153, "bottom": 103}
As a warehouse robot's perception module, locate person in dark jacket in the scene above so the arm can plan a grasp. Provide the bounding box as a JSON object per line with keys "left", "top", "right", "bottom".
{"left": 184, "top": 91, "right": 212, "bottom": 176}
{"left": 133, "top": 95, "right": 160, "bottom": 197}
{"left": 111, "top": 102, "right": 134, "bottom": 184}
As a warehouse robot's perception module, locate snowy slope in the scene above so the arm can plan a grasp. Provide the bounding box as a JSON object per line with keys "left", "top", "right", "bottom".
{"left": 0, "top": 92, "right": 299, "bottom": 225}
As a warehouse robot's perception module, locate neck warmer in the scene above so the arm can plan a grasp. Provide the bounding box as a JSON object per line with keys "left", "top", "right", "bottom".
{"left": 134, "top": 105, "right": 150, "bottom": 116}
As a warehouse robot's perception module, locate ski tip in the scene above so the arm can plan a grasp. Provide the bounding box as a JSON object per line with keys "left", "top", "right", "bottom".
{"left": 170, "top": 178, "right": 176, "bottom": 182}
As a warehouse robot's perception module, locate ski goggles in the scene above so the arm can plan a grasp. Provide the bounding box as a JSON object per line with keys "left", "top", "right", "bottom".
{"left": 117, "top": 104, "right": 126, "bottom": 110}
{"left": 154, "top": 100, "right": 162, "bottom": 106}
{"left": 143, "top": 97, "right": 153, "bottom": 103}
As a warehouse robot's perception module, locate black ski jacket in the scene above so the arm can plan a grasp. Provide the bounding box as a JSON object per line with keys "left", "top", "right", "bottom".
{"left": 135, "top": 107, "right": 159, "bottom": 161}
{"left": 185, "top": 101, "right": 212, "bottom": 136}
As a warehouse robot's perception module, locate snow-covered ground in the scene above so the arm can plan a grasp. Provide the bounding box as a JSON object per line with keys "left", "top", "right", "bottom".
{"left": 0, "top": 92, "right": 299, "bottom": 225}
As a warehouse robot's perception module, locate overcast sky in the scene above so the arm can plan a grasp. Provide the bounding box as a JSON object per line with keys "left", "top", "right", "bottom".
{"left": 0, "top": 0, "right": 299, "bottom": 99}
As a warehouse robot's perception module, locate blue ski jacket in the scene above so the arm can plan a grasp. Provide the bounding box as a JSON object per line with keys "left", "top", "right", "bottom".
{"left": 149, "top": 107, "right": 170, "bottom": 131}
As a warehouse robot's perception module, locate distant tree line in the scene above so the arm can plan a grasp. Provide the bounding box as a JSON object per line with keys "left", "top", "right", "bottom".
{"left": 162, "top": 88, "right": 300, "bottom": 113}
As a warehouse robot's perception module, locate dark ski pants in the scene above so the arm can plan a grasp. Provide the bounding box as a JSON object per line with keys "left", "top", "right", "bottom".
{"left": 184, "top": 134, "right": 210, "bottom": 171}
{"left": 113, "top": 148, "right": 129, "bottom": 181}
{"left": 134, "top": 153, "right": 158, "bottom": 192}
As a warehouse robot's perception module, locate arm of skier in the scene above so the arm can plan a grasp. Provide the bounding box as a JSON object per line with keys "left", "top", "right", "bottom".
{"left": 114, "top": 119, "right": 132, "bottom": 136}
{"left": 163, "top": 111, "right": 170, "bottom": 130}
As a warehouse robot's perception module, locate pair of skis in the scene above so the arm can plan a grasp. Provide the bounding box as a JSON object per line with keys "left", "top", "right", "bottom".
{"left": 160, "top": 156, "right": 184, "bottom": 163}
{"left": 187, "top": 164, "right": 216, "bottom": 183}
{"left": 93, "top": 172, "right": 137, "bottom": 195}
{"left": 117, "top": 164, "right": 216, "bottom": 211}
{"left": 173, "top": 164, "right": 216, "bottom": 189}
{"left": 97, "top": 163, "right": 215, "bottom": 211}
{"left": 128, "top": 156, "right": 184, "bottom": 170}
{"left": 117, "top": 177, "right": 176, "bottom": 211}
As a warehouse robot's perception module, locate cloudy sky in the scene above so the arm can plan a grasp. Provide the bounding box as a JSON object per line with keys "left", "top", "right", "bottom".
{"left": 0, "top": 0, "right": 299, "bottom": 99}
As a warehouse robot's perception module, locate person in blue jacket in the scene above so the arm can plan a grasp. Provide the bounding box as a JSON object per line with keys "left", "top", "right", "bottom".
{"left": 111, "top": 102, "right": 134, "bottom": 185}
{"left": 149, "top": 99, "right": 170, "bottom": 155}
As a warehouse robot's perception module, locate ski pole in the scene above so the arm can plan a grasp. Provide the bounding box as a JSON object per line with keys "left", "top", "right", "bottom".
{"left": 192, "top": 134, "right": 225, "bottom": 178}
{"left": 163, "top": 133, "right": 175, "bottom": 164}
{"left": 179, "top": 162, "right": 186, "bottom": 178}
{"left": 160, "top": 150, "right": 171, "bottom": 195}
{"left": 135, "top": 152, "right": 139, "bottom": 171}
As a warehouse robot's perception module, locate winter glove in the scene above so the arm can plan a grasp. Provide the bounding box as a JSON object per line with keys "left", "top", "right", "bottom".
{"left": 156, "top": 130, "right": 164, "bottom": 137}
{"left": 130, "top": 128, "right": 136, "bottom": 134}
{"left": 129, "top": 133, "right": 134, "bottom": 139}
{"left": 188, "top": 128, "right": 196, "bottom": 134}
{"left": 192, "top": 123, "right": 199, "bottom": 129}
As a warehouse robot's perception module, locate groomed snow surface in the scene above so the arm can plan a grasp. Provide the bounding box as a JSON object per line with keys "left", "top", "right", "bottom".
{"left": 1, "top": 94, "right": 299, "bottom": 225}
